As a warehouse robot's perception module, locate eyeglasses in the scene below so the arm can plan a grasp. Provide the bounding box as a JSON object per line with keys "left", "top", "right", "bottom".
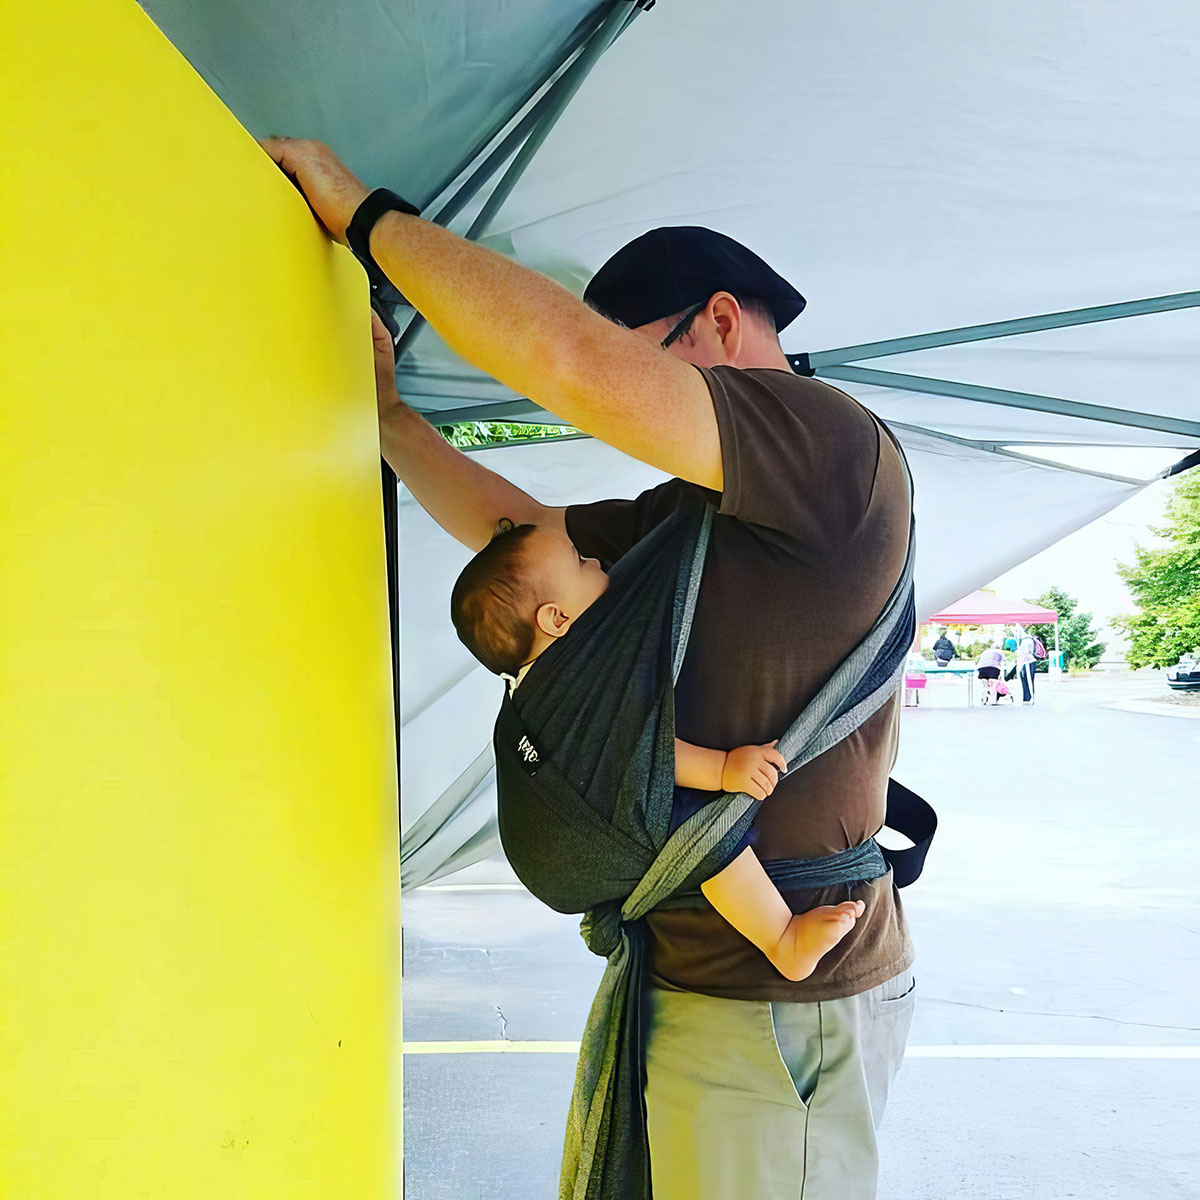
{"left": 660, "top": 301, "right": 706, "bottom": 349}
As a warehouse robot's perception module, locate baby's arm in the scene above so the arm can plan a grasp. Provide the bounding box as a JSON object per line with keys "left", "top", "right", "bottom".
{"left": 701, "top": 848, "right": 865, "bottom": 982}
{"left": 672, "top": 739, "right": 724, "bottom": 790}
{"left": 674, "top": 739, "right": 787, "bottom": 799}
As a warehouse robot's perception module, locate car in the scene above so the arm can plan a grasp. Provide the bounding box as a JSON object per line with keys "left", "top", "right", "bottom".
{"left": 1166, "top": 655, "right": 1200, "bottom": 691}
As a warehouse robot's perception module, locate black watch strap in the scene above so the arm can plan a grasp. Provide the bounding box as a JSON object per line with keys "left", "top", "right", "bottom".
{"left": 346, "top": 188, "right": 420, "bottom": 265}
{"left": 346, "top": 189, "right": 421, "bottom": 355}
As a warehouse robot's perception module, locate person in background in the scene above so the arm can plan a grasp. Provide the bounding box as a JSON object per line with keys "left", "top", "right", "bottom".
{"left": 932, "top": 628, "right": 957, "bottom": 668}
{"left": 1016, "top": 625, "right": 1038, "bottom": 704}
{"left": 976, "top": 641, "right": 1005, "bottom": 705}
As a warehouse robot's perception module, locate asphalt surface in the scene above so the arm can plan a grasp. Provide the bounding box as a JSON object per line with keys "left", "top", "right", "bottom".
{"left": 401, "top": 670, "right": 1200, "bottom": 1199}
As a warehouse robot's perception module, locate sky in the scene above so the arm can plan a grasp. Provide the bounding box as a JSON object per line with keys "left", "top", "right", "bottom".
{"left": 986, "top": 447, "right": 1186, "bottom": 656}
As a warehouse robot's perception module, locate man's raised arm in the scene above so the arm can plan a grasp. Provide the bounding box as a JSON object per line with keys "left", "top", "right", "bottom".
{"left": 259, "top": 138, "right": 723, "bottom": 493}
{"left": 371, "top": 313, "right": 564, "bottom": 552}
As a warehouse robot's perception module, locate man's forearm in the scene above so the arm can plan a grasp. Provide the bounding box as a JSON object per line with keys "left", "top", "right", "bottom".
{"left": 378, "top": 388, "right": 545, "bottom": 552}
{"left": 368, "top": 213, "right": 722, "bottom": 491}
{"left": 370, "top": 213, "right": 592, "bottom": 414}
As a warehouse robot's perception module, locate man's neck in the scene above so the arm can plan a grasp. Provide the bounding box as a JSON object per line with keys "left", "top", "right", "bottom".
{"left": 730, "top": 342, "right": 793, "bottom": 372}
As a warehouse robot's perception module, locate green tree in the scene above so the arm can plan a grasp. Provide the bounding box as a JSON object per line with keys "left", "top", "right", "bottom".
{"left": 1023, "top": 586, "right": 1107, "bottom": 672}
{"left": 437, "top": 420, "right": 577, "bottom": 449}
{"left": 1113, "top": 471, "right": 1200, "bottom": 669}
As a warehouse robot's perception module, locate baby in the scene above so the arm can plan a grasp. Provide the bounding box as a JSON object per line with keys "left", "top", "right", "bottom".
{"left": 451, "top": 520, "right": 864, "bottom": 982}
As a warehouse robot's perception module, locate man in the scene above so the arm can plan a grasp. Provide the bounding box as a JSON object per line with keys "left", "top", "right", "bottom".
{"left": 261, "top": 138, "right": 915, "bottom": 1199}
{"left": 933, "top": 628, "right": 957, "bottom": 667}
{"left": 1016, "top": 626, "right": 1038, "bottom": 704}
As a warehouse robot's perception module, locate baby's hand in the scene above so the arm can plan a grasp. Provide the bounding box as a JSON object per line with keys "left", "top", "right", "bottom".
{"left": 722, "top": 741, "right": 788, "bottom": 800}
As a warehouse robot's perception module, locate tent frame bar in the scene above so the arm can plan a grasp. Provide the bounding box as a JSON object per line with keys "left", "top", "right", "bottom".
{"left": 884, "top": 419, "right": 1148, "bottom": 486}
{"left": 393, "top": 0, "right": 645, "bottom": 362}
{"left": 424, "top": 287, "right": 1200, "bottom": 445}
{"left": 803, "top": 291, "right": 1200, "bottom": 368}
{"left": 421, "top": 15, "right": 601, "bottom": 216}
{"left": 782, "top": 291, "right": 1200, "bottom": 444}
{"left": 813, "top": 364, "right": 1200, "bottom": 441}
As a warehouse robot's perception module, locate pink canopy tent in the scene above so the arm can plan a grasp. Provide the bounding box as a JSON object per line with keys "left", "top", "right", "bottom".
{"left": 924, "top": 589, "right": 1062, "bottom": 671}
{"left": 925, "top": 590, "right": 1058, "bottom": 626}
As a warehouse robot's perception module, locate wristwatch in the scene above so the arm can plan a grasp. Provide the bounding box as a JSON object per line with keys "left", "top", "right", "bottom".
{"left": 346, "top": 187, "right": 420, "bottom": 268}
{"left": 345, "top": 188, "right": 421, "bottom": 351}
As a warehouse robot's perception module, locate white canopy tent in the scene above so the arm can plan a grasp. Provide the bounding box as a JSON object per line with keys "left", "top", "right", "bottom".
{"left": 142, "top": 0, "right": 1199, "bottom": 885}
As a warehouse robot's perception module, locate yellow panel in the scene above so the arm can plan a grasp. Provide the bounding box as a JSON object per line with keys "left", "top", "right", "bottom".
{"left": 0, "top": 2, "right": 399, "bottom": 1195}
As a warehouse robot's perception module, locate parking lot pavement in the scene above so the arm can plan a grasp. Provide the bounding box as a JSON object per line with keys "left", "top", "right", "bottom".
{"left": 402, "top": 671, "right": 1200, "bottom": 1199}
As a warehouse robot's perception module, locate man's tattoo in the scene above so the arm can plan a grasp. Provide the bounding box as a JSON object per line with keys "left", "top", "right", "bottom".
{"left": 496, "top": 517, "right": 515, "bottom": 534}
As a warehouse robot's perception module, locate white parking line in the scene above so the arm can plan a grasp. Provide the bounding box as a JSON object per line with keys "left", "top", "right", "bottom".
{"left": 402, "top": 1041, "right": 1200, "bottom": 1058}
{"left": 906, "top": 1044, "right": 1200, "bottom": 1058}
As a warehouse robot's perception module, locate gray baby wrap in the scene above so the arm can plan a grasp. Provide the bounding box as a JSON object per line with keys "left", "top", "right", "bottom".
{"left": 495, "top": 449, "right": 930, "bottom": 1199}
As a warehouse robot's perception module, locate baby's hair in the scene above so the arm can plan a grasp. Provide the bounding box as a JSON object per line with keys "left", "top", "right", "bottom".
{"left": 451, "top": 523, "right": 542, "bottom": 676}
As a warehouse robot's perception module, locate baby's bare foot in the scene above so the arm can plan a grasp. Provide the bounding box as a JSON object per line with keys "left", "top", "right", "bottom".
{"left": 782, "top": 900, "right": 866, "bottom": 981}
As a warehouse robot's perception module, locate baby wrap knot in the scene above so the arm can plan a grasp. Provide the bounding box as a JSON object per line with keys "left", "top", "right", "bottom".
{"left": 580, "top": 901, "right": 623, "bottom": 958}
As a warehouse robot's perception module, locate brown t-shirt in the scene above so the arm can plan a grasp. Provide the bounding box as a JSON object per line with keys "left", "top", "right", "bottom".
{"left": 565, "top": 365, "right": 914, "bottom": 1002}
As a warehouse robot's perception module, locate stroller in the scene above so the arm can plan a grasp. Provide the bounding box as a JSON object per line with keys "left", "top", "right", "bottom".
{"left": 983, "top": 665, "right": 1017, "bottom": 704}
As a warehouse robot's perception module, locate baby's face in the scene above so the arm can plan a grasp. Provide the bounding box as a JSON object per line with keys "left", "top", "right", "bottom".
{"left": 522, "top": 525, "right": 609, "bottom": 626}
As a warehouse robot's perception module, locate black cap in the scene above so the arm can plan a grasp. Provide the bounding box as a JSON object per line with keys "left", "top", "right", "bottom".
{"left": 583, "top": 226, "right": 806, "bottom": 333}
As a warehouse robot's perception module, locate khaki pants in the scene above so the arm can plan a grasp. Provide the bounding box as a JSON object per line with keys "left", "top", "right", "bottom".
{"left": 645, "top": 969, "right": 916, "bottom": 1200}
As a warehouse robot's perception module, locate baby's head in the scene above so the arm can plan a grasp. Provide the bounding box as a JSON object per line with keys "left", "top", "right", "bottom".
{"left": 450, "top": 522, "right": 609, "bottom": 677}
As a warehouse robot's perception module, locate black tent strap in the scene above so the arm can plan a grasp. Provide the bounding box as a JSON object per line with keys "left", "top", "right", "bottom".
{"left": 878, "top": 778, "right": 938, "bottom": 889}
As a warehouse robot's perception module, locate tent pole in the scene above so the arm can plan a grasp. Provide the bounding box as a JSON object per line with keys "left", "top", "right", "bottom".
{"left": 803, "top": 291, "right": 1200, "bottom": 368}
{"left": 461, "top": 1, "right": 639, "bottom": 241}
{"left": 814, "top": 364, "right": 1200, "bottom": 441}
{"left": 883, "top": 418, "right": 1150, "bottom": 485}
{"left": 420, "top": 15, "right": 602, "bottom": 214}
{"left": 422, "top": 12, "right": 613, "bottom": 233}
{"left": 392, "top": 0, "right": 645, "bottom": 363}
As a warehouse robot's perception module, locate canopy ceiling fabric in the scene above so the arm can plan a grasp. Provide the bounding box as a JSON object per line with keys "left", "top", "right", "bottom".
{"left": 139, "top": 0, "right": 607, "bottom": 210}
{"left": 142, "top": 0, "right": 1200, "bottom": 455}
{"left": 138, "top": 0, "right": 1199, "bottom": 885}
{"left": 390, "top": 1, "right": 1200, "bottom": 455}
{"left": 927, "top": 592, "right": 1059, "bottom": 626}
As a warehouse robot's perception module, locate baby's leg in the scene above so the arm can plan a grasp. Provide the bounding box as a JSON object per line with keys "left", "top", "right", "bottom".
{"left": 701, "top": 848, "right": 867, "bottom": 982}
{"left": 782, "top": 901, "right": 865, "bottom": 981}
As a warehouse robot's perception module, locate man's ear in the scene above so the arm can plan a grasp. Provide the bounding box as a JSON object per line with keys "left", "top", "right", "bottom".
{"left": 534, "top": 601, "right": 572, "bottom": 639}
{"left": 708, "top": 292, "right": 743, "bottom": 363}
